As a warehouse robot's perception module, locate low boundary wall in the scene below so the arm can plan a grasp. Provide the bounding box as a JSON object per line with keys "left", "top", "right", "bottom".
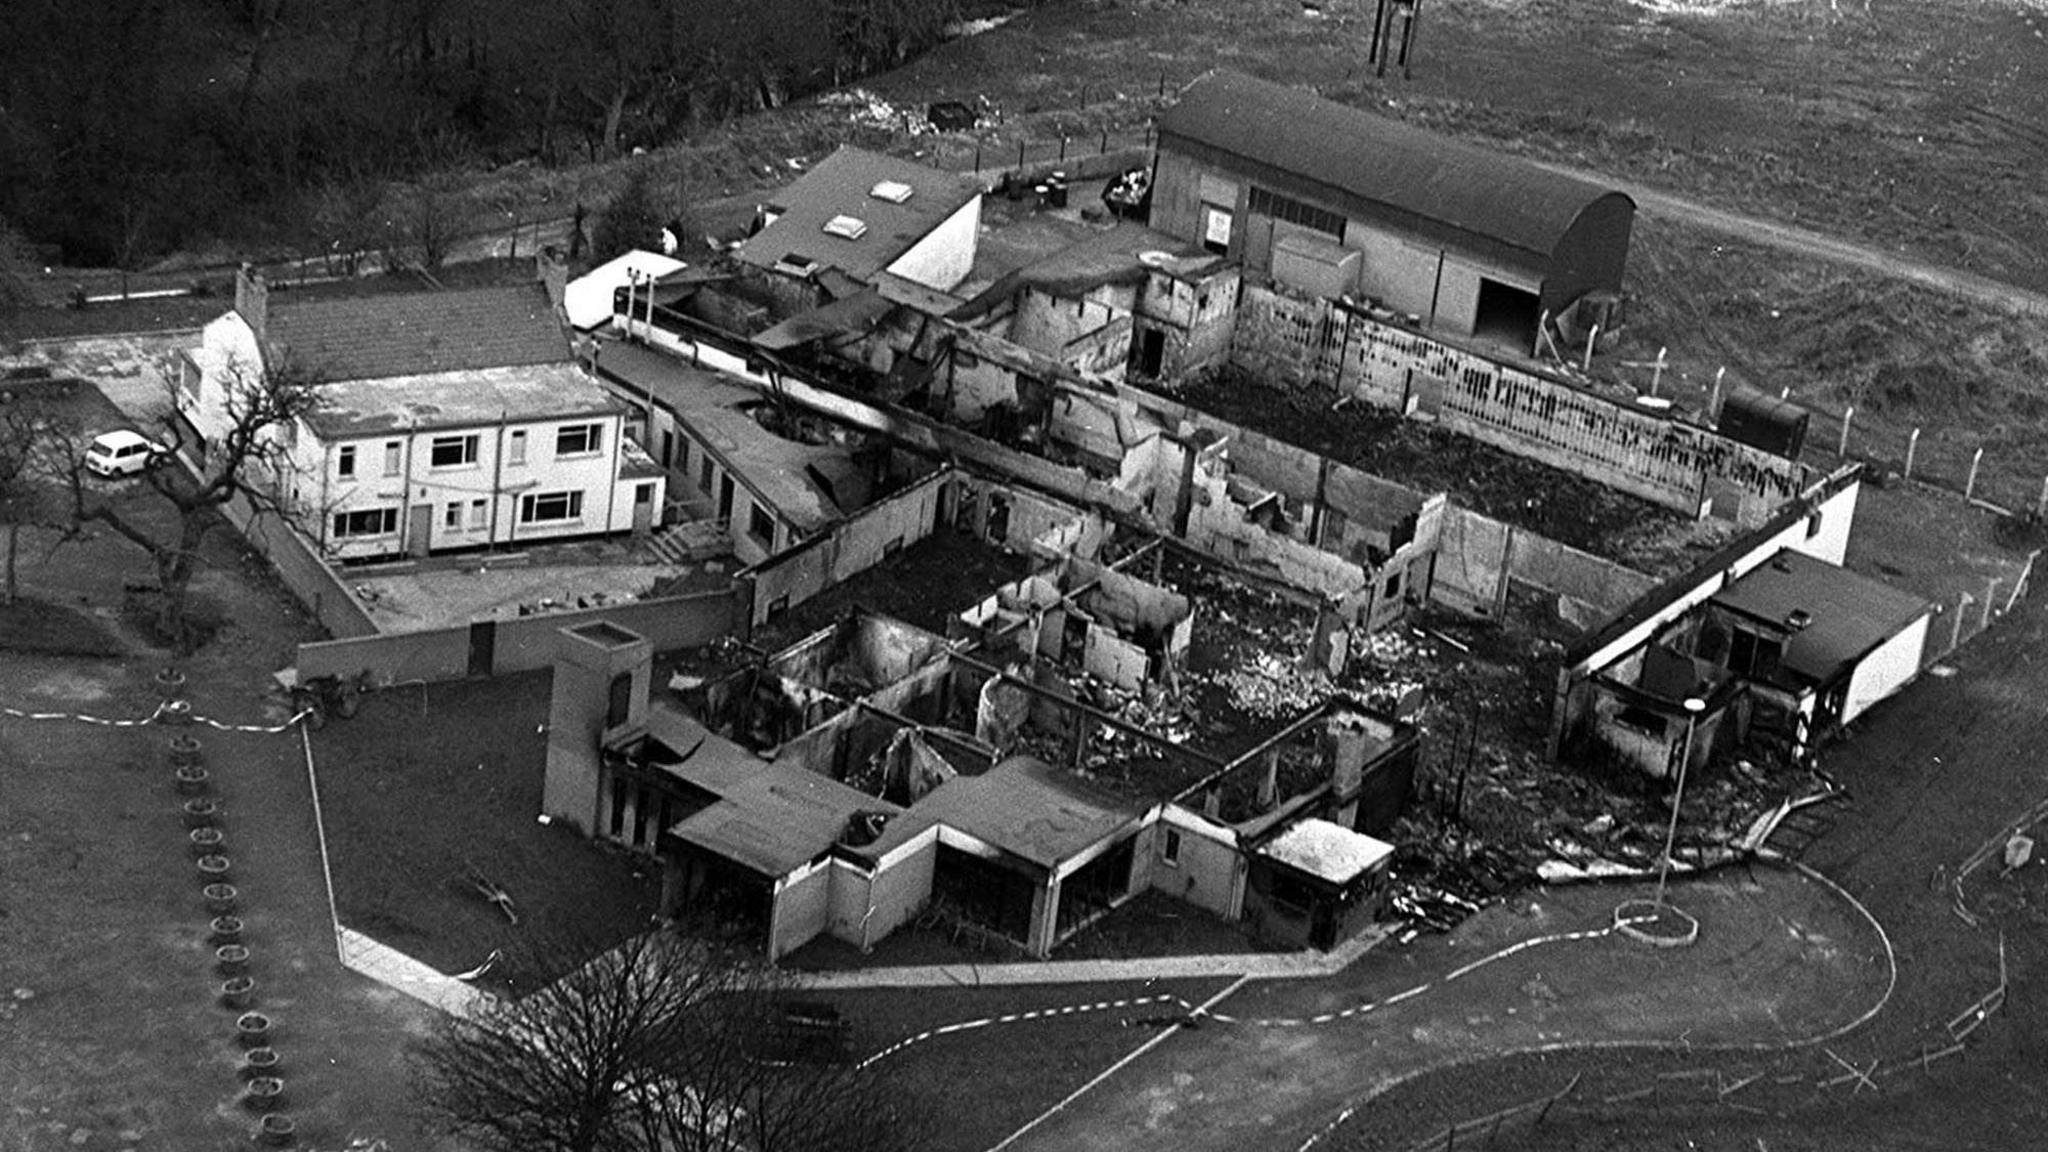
{"left": 296, "top": 582, "right": 749, "bottom": 684}
{"left": 221, "top": 489, "right": 377, "bottom": 640}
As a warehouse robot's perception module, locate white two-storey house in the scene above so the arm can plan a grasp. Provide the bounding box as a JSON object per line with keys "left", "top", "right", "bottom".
{"left": 183, "top": 268, "right": 664, "bottom": 562}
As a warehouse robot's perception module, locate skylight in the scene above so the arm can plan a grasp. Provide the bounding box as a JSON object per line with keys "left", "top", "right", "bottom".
{"left": 869, "top": 180, "right": 915, "bottom": 204}
{"left": 822, "top": 215, "right": 869, "bottom": 240}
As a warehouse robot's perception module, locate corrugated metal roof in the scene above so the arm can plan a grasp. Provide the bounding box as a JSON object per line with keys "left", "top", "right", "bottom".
{"left": 1159, "top": 71, "right": 1629, "bottom": 261}
{"left": 1710, "top": 549, "right": 1933, "bottom": 684}
{"left": 270, "top": 283, "right": 570, "bottom": 382}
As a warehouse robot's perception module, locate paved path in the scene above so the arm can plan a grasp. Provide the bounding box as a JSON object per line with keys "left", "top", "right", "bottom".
{"left": 337, "top": 928, "right": 491, "bottom": 1018}
{"left": 996, "top": 865, "right": 1889, "bottom": 1152}
{"left": 796, "top": 926, "right": 1388, "bottom": 990}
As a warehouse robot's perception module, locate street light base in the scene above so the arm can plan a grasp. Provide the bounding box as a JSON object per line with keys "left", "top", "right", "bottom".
{"left": 1615, "top": 898, "right": 1699, "bottom": 948}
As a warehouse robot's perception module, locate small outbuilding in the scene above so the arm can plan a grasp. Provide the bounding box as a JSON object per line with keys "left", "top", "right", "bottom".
{"left": 1244, "top": 818, "right": 1394, "bottom": 950}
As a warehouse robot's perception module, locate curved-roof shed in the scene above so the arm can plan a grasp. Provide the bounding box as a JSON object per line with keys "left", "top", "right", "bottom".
{"left": 1159, "top": 71, "right": 1632, "bottom": 282}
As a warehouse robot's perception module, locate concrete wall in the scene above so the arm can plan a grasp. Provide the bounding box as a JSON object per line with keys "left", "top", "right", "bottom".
{"left": 740, "top": 466, "right": 951, "bottom": 626}
{"left": 1147, "top": 806, "right": 1241, "bottom": 918}
{"left": 219, "top": 488, "right": 379, "bottom": 639}
{"left": 296, "top": 583, "right": 748, "bottom": 683}
{"left": 1228, "top": 285, "right": 1809, "bottom": 525}
{"left": 1429, "top": 505, "right": 1655, "bottom": 621}
{"left": 1843, "top": 611, "right": 1930, "bottom": 726}
{"left": 830, "top": 832, "right": 939, "bottom": 949}
{"left": 769, "top": 858, "right": 833, "bottom": 960}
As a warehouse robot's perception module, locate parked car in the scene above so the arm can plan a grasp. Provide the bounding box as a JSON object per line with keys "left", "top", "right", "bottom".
{"left": 84, "top": 429, "right": 167, "bottom": 478}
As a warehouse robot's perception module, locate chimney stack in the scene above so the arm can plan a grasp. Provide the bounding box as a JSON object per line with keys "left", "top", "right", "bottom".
{"left": 234, "top": 264, "right": 269, "bottom": 347}
{"left": 535, "top": 246, "right": 570, "bottom": 321}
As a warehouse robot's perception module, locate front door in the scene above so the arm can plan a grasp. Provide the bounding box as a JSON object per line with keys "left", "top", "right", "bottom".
{"left": 408, "top": 504, "right": 432, "bottom": 557}
{"left": 467, "top": 619, "right": 495, "bottom": 677}
{"left": 632, "top": 482, "right": 656, "bottom": 534}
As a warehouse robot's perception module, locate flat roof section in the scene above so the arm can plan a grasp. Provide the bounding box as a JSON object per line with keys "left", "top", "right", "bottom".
{"left": 1710, "top": 548, "right": 1934, "bottom": 684}
{"left": 593, "top": 340, "right": 852, "bottom": 534}
{"left": 304, "top": 361, "right": 624, "bottom": 438}
{"left": 1255, "top": 818, "right": 1394, "bottom": 885}
{"left": 869, "top": 755, "right": 1148, "bottom": 870}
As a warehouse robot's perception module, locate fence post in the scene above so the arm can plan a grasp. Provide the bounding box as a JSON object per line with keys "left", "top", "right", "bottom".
{"left": 1966, "top": 447, "right": 1984, "bottom": 503}
{"left": 1952, "top": 592, "right": 1972, "bottom": 652}
{"left": 1079, "top": 84, "right": 1087, "bottom": 111}
{"left": 1060, "top": 135, "right": 1069, "bottom": 163}
{"left": 1984, "top": 577, "right": 2000, "bottom": 631}
{"left": 1101, "top": 127, "right": 1109, "bottom": 154}
{"left": 1159, "top": 71, "right": 1166, "bottom": 98}
{"left": 1904, "top": 427, "right": 1921, "bottom": 480}
{"left": 2038, "top": 475, "right": 2048, "bottom": 518}
{"left": 975, "top": 142, "right": 982, "bottom": 173}
{"left": 1839, "top": 405, "right": 1853, "bottom": 456}
{"left": 1017, "top": 139, "right": 1026, "bottom": 170}
{"left": 1709, "top": 366, "right": 1725, "bottom": 419}
{"left": 1583, "top": 325, "right": 1599, "bottom": 372}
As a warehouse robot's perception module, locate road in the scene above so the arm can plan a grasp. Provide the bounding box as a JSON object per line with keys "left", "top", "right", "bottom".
{"left": 1527, "top": 160, "right": 2048, "bottom": 320}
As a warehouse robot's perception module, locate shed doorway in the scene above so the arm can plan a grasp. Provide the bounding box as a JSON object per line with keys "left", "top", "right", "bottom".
{"left": 1472, "top": 278, "right": 1540, "bottom": 350}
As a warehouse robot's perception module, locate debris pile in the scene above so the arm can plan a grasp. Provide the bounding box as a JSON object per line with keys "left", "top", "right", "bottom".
{"left": 1218, "top": 652, "right": 1333, "bottom": 718}
{"left": 819, "top": 88, "right": 936, "bottom": 136}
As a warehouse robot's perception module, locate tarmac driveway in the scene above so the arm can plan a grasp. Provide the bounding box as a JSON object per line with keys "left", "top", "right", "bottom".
{"left": 1008, "top": 864, "right": 1887, "bottom": 1152}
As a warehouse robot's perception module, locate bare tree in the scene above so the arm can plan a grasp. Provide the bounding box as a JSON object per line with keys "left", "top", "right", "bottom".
{"left": 414, "top": 929, "right": 924, "bottom": 1152}
{"left": 0, "top": 387, "right": 71, "bottom": 602}
{"left": 62, "top": 352, "right": 321, "bottom": 654}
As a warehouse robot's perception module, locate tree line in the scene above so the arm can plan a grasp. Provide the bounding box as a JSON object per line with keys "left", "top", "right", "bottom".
{"left": 0, "top": 0, "right": 962, "bottom": 268}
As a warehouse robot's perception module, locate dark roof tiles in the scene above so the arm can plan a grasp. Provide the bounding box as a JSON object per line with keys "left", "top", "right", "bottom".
{"left": 268, "top": 283, "right": 569, "bottom": 382}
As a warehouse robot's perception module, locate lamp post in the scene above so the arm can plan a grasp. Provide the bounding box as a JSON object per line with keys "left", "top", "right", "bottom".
{"left": 1655, "top": 696, "right": 1708, "bottom": 912}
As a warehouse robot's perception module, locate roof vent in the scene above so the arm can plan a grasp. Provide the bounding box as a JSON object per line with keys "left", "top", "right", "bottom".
{"left": 822, "top": 215, "right": 869, "bottom": 240}
{"left": 1785, "top": 609, "right": 1813, "bottom": 631}
{"left": 869, "top": 180, "right": 915, "bottom": 204}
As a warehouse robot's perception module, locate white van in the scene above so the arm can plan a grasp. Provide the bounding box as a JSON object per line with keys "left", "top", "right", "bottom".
{"left": 84, "top": 430, "right": 167, "bottom": 478}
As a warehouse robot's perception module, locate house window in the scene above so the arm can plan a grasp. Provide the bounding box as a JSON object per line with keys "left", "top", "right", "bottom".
{"left": 509, "top": 430, "right": 528, "bottom": 465}
{"left": 1161, "top": 828, "right": 1183, "bottom": 867}
{"left": 469, "top": 499, "right": 488, "bottom": 529}
{"left": 635, "top": 482, "right": 655, "bottom": 507}
{"left": 383, "top": 442, "right": 401, "bottom": 477}
{"left": 1727, "top": 626, "right": 1784, "bottom": 680}
{"left": 698, "top": 455, "right": 715, "bottom": 494}
{"left": 747, "top": 501, "right": 775, "bottom": 550}
{"left": 331, "top": 508, "right": 398, "bottom": 538}
{"left": 519, "top": 490, "right": 584, "bottom": 524}
{"left": 557, "top": 422, "right": 603, "bottom": 456}
{"left": 443, "top": 503, "right": 461, "bottom": 529}
{"left": 1201, "top": 205, "right": 1233, "bottom": 254}
{"left": 430, "top": 434, "right": 479, "bottom": 468}
{"left": 675, "top": 438, "right": 689, "bottom": 475}
{"left": 1384, "top": 571, "right": 1402, "bottom": 601}
{"left": 1806, "top": 510, "right": 1824, "bottom": 539}
{"left": 337, "top": 446, "right": 356, "bottom": 478}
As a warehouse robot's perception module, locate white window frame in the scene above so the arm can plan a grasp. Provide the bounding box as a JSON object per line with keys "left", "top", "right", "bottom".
{"left": 383, "top": 442, "right": 402, "bottom": 477}
{"left": 518, "top": 489, "right": 585, "bottom": 525}
{"left": 332, "top": 507, "right": 398, "bottom": 538}
{"left": 443, "top": 503, "right": 462, "bottom": 530}
{"left": 429, "top": 434, "right": 480, "bottom": 469}
{"left": 509, "top": 429, "right": 528, "bottom": 465}
{"left": 468, "top": 498, "right": 488, "bottom": 529}
{"left": 556, "top": 422, "right": 604, "bottom": 457}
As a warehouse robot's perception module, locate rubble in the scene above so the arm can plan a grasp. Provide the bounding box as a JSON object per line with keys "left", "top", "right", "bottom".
{"left": 819, "top": 88, "right": 938, "bottom": 136}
